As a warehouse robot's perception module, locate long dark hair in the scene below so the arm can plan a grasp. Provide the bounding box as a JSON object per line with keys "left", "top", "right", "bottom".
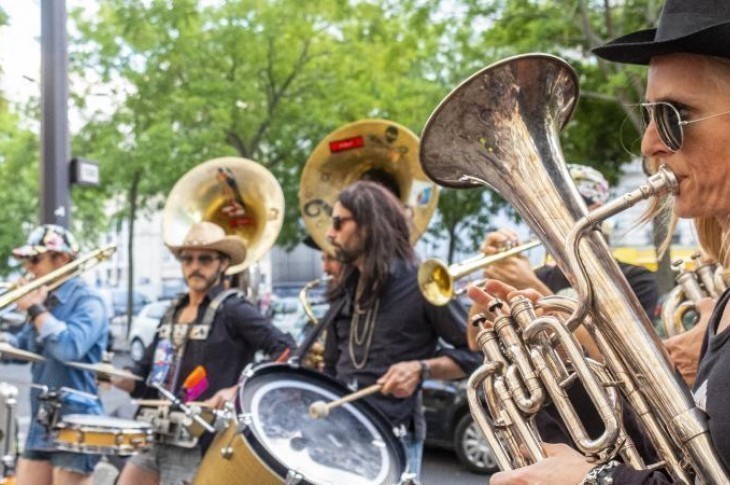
{"left": 328, "top": 181, "right": 415, "bottom": 309}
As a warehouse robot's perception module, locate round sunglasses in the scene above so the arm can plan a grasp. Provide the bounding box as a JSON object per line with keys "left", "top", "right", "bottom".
{"left": 641, "top": 101, "right": 730, "bottom": 152}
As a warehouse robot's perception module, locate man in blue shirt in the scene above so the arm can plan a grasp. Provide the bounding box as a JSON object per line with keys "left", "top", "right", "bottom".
{"left": 7, "top": 224, "right": 108, "bottom": 484}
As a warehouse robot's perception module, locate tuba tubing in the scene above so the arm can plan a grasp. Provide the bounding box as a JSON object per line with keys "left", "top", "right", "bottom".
{"left": 420, "top": 54, "right": 727, "bottom": 482}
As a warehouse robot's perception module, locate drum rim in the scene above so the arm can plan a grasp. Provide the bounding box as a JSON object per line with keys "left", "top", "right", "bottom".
{"left": 236, "top": 363, "right": 406, "bottom": 483}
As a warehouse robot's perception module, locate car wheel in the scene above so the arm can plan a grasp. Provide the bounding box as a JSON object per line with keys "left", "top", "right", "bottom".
{"left": 454, "top": 413, "right": 498, "bottom": 474}
{"left": 130, "top": 338, "right": 146, "bottom": 363}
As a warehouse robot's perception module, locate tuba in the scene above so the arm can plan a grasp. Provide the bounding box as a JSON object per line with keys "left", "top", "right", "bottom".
{"left": 420, "top": 54, "right": 728, "bottom": 482}
{"left": 662, "top": 252, "right": 728, "bottom": 336}
{"left": 299, "top": 119, "right": 440, "bottom": 254}
{"left": 162, "top": 157, "right": 284, "bottom": 275}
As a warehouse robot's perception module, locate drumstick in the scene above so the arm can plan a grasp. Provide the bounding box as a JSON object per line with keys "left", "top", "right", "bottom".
{"left": 309, "top": 384, "right": 382, "bottom": 419}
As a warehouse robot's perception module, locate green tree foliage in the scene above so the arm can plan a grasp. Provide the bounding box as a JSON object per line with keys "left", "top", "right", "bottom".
{"left": 67, "top": 0, "right": 666, "bottom": 271}
{"left": 70, "top": 0, "right": 458, "bottom": 246}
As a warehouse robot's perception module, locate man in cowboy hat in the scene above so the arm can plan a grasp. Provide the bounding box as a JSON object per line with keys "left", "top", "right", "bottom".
{"left": 4, "top": 224, "right": 108, "bottom": 485}
{"left": 114, "top": 221, "right": 295, "bottom": 485}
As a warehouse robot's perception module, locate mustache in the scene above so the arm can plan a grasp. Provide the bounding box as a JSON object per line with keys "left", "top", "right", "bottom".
{"left": 188, "top": 271, "right": 206, "bottom": 279}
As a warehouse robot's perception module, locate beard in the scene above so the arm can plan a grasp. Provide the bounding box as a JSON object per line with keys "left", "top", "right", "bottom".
{"left": 332, "top": 242, "right": 363, "bottom": 265}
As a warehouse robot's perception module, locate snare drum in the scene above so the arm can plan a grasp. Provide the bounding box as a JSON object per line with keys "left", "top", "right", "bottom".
{"left": 194, "top": 364, "right": 406, "bottom": 485}
{"left": 53, "top": 414, "right": 153, "bottom": 455}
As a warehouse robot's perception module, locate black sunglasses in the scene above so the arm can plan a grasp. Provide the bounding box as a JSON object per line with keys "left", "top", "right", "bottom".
{"left": 179, "top": 254, "right": 220, "bottom": 266}
{"left": 641, "top": 101, "right": 730, "bottom": 152}
{"left": 26, "top": 254, "right": 45, "bottom": 265}
{"left": 331, "top": 215, "right": 355, "bottom": 231}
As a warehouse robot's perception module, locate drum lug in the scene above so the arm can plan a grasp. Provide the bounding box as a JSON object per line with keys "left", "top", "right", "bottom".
{"left": 238, "top": 413, "right": 252, "bottom": 431}
{"left": 285, "top": 470, "right": 304, "bottom": 484}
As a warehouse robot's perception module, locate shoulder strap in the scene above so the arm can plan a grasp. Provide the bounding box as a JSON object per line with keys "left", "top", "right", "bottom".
{"left": 161, "top": 295, "right": 185, "bottom": 326}
{"left": 199, "top": 289, "right": 244, "bottom": 328}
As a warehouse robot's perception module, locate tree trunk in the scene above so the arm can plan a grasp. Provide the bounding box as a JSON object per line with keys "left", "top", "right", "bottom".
{"left": 447, "top": 224, "right": 457, "bottom": 264}
{"left": 126, "top": 170, "right": 141, "bottom": 338}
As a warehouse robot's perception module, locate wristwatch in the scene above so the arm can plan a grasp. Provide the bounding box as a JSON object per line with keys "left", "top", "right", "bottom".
{"left": 27, "top": 304, "right": 47, "bottom": 322}
{"left": 579, "top": 460, "right": 620, "bottom": 485}
{"left": 419, "top": 360, "right": 431, "bottom": 383}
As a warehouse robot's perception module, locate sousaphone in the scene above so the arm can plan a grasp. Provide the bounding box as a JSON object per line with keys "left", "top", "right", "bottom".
{"left": 163, "top": 157, "right": 284, "bottom": 274}
{"left": 299, "top": 119, "right": 439, "bottom": 254}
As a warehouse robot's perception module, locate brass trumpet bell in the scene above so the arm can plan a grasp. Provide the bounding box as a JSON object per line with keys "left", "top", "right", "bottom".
{"left": 162, "top": 157, "right": 284, "bottom": 274}
{"left": 299, "top": 119, "right": 439, "bottom": 254}
{"left": 418, "top": 240, "right": 541, "bottom": 306}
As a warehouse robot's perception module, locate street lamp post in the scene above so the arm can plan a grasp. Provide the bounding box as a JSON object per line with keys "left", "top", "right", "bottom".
{"left": 40, "top": 0, "right": 70, "bottom": 227}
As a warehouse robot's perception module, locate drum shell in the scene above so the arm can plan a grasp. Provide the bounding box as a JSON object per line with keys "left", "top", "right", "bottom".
{"left": 53, "top": 415, "right": 152, "bottom": 456}
{"left": 195, "top": 364, "right": 406, "bottom": 485}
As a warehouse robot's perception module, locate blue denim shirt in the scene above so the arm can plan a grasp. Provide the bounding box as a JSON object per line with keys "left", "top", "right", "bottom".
{"left": 8, "top": 277, "right": 108, "bottom": 451}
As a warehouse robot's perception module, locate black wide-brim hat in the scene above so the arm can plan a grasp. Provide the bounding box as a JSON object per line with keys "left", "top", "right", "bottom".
{"left": 593, "top": 0, "right": 730, "bottom": 65}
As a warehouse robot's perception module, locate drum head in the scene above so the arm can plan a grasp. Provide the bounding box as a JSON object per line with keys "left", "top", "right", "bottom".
{"left": 239, "top": 365, "right": 405, "bottom": 485}
{"left": 61, "top": 414, "right": 151, "bottom": 429}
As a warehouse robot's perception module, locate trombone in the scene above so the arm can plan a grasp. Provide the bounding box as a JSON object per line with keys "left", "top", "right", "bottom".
{"left": 0, "top": 244, "right": 116, "bottom": 310}
{"left": 418, "top": 240, "right": 541, "bottom": 306}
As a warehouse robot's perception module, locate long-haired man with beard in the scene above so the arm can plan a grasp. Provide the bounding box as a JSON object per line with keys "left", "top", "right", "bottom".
{"left": 322, "top": 181, "right": 477, "bottom": 483}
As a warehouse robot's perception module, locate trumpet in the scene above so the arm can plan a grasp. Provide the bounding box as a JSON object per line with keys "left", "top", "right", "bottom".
{"left": 418, "top": 240, "right": 540, "bottom": 306}
{"left": 298, "top": 276, "right": 331, "bottom": 324}
{"left": 419, "top": 54, "right": 727, "bottom": 482}
{"left": 661, "top": 252, "right": 728, "bottom": 337}
{"left": 0, "top": 244, "right": 116, "bottom": 310}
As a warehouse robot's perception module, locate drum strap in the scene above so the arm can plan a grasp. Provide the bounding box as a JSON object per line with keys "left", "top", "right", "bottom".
{"left": 292, "top": 298, "right": 346, "bottom": 365}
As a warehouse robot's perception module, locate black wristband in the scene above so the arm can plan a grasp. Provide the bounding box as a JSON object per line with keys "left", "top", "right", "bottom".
{"left": 27, "top": 304, "right": 47, "bottom": 322}
{"left": 419, "top": 360, "right": 431, "bottom": 383}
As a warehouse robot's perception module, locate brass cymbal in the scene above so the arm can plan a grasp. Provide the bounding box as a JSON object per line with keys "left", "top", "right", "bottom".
{"left": 0, "top": 342, "right": 45, "bottom": 362}
{"left": 65, "top": 361, "right": 143, "bottom": 381}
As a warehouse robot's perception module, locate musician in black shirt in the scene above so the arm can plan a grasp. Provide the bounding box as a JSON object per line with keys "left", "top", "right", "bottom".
{"left": 322, "top": 181, "right": 478, "bottom": 483}
{"left": 115, "top": 222, "right": 294, "bottom": 485}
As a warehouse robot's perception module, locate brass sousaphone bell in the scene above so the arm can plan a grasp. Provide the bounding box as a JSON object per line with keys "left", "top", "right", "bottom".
{"left": 299, "top": 119, "right": 440, "bottom": 254}
{"left": 163, "top": 157, "right": 284, "bottom": 274}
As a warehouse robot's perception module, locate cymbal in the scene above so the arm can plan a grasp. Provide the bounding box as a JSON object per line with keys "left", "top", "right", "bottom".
{"left": 65, "top": 361, "right": 143, "bottom": 381}
{"left": 0, "top": 342, "right": 45, "bottom": 362}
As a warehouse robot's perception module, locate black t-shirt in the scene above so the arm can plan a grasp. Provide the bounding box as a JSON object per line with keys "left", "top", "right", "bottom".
{"left": 322, "top": 259, "right": 480, "bottom": 440}
{"left": 131, "top": 285, "right": 295, "bottom": 450}
{"left": 534, "top": 261, "right": 659, "bottom": 319}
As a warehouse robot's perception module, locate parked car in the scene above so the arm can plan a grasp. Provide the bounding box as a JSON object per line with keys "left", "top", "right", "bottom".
{"left": 128, "top": 300, "right": 170, "bottom": 362}
{"left": 98, "top": 288, "right": 151, "bottom": 318}
{"left": 267, "top": 297, "right": 497, "bottom": 474}
{"left": 422, "top": 379, "right": 497, "bottom": 474}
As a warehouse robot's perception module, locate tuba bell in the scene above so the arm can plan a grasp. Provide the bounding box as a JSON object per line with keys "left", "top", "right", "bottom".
{"left": 299, "top": 119, "right": 440, "bottom": 254}
{"left": 420, "top": 54, "right": 727, "bottom": 482}
{"left": 162, "top": 157, "right": 284, "bottom": 275}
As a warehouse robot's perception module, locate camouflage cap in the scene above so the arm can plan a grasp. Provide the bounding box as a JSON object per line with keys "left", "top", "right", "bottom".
{"left": 12, "top": 224, "right": 80, "bottom": 259}
{"left": 568, "top": 164, "right": 610, "bottom": 207}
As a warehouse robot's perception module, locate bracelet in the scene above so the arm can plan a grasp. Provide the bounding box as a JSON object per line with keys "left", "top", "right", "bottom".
{"left": 419, "top": 360, "right": 431, "bottom": 383}
{"left": 27, "top": 304, "right": 47, "bottom": 322}
{"left": 579, "top": 460, "right": 620, "bottom": 485}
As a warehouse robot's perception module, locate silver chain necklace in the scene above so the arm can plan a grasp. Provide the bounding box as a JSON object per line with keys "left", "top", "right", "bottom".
{"left": 349, "top": 299, "right": 380, "bottom": 369}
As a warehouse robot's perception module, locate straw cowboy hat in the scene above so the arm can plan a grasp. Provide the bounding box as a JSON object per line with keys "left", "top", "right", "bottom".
{"left": 593, "top": 0, "right": 730, "bottom": 64}
{"left": 167, "top": 221, "right": 246, "bottom": 266}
